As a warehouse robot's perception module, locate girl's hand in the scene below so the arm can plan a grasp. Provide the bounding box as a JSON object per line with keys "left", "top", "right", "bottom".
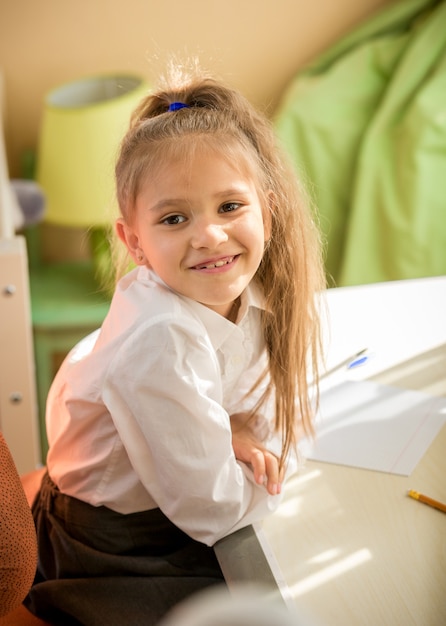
{"left": 230, "top": 413, "right": 283, "bottom": 496}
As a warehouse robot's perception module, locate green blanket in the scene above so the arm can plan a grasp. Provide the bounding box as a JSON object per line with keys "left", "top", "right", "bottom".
{"left": 275, "top": 0, "right": 446, "bottom": 286}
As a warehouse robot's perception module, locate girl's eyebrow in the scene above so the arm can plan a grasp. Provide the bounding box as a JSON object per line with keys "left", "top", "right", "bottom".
{"left": 215, "top": 185, "right": 252, "bottom": 199}
{"left": 149, "top": 186, "right": 252, "bottom": 213}
{"left": 149, "top": 198, "right": 184, "bottom": 213}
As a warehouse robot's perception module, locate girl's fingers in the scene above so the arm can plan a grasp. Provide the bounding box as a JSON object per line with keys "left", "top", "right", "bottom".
{"left": 251, "top": 450, "right": 266, "bottom": 486}
{"left": 264, "top": 452, "right": 281, "bottom": 496}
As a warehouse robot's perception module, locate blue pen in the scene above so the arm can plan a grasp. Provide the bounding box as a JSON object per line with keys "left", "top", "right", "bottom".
{"left": 348, "top": 354, "right": 371, "bottom": 369}
{"left": 320, "top": 348, "right": 369, "bottom": 380}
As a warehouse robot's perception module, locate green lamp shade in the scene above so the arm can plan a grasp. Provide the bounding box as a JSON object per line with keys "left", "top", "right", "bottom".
{"left": 37, "top": 74, "right": 149, "bottom": 228}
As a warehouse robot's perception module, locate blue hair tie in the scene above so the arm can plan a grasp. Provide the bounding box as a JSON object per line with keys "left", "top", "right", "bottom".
{"left": 168, "top": 102, "right": 189, "bottom": 111}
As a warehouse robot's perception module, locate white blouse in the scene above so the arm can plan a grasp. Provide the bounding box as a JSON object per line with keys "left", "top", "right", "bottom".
{"left": 46, "top": 267, "right": 294, "bottom": 546}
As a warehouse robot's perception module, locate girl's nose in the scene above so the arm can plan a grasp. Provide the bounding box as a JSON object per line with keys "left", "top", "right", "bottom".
{"left": 190, "top": 219, "right": 229, "bottom": 248}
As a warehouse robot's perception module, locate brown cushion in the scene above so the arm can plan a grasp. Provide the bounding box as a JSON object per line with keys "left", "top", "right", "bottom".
{"left": 0, "top": 434, "right": 38, "bottom": 618}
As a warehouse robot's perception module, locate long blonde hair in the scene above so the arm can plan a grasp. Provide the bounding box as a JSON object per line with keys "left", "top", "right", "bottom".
{"left": 114, "top": 65, "right": 326, "bottom": 468}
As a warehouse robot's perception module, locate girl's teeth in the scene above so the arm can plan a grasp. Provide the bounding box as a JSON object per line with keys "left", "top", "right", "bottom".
{"left": 200, "top": 256, "right": 233, "bottom": 269}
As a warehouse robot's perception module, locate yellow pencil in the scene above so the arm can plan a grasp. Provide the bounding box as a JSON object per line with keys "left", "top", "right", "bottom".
{"left": 407, "top": 489, "right": 446, "bottom": 514}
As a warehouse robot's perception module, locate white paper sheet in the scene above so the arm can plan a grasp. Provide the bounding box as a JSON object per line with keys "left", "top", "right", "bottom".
{"left": 300, "top": 380, "right": 446, "bottom": 475}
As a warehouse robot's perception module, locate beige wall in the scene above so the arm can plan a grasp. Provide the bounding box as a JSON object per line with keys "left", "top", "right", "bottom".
{"left": 1, "top": 0, "right": 397, "bottom": 177}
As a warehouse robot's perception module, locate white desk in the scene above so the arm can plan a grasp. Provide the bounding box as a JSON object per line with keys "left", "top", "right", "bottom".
{"left": 261, "top": 277, "right": 446, "bottom": 626}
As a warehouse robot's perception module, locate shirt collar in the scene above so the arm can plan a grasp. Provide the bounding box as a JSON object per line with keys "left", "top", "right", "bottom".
{"left": 186, "top": 284, "right": 266, "bottom": 352}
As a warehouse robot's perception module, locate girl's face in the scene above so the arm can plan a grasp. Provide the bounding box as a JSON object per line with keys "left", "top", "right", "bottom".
{"left": 116, "top": 148, "right": 271, "bottom": 319}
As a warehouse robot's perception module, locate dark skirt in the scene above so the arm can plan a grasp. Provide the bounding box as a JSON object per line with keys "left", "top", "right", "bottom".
{"left": 24, "top": 473, "right": 225, "bottom": 626}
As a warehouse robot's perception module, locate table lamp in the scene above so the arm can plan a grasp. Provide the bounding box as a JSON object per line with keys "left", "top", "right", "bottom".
{"left": 36, "top": 73, "right": 149, "bottom": 280}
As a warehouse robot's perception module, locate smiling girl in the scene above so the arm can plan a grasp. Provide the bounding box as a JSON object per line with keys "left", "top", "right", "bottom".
{"left": 25, "top": 64, "right": 325, "bottom": 625}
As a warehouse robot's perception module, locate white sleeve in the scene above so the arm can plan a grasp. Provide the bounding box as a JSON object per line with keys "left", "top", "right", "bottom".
{"left": 103, "top": 316, "right": 282, "bottom": 546}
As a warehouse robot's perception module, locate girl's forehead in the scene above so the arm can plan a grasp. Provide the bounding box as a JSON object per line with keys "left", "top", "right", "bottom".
{"left": 149, "top": 135, "right": 261, "bottom": 182}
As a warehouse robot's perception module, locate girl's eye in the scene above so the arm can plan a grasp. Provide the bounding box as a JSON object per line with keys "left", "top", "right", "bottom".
{"left": 161, "top": 214, "right": 186, "bottom": 225}
{"left": 220, "top": 202, "right": 241, "bottom": 213}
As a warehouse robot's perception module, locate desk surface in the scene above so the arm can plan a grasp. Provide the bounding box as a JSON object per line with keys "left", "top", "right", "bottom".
{"left": 261, "top": 277, "right": 446, "bottom": 626}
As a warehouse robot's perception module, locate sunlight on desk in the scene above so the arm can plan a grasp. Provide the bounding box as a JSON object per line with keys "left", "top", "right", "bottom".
{"left": 290, "top": 548, "right": 372, "bottom": 597}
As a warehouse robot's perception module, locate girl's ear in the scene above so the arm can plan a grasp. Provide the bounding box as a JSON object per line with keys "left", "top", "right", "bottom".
{"left": 115, "top": 218, "right": 147, "bottom": 266}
